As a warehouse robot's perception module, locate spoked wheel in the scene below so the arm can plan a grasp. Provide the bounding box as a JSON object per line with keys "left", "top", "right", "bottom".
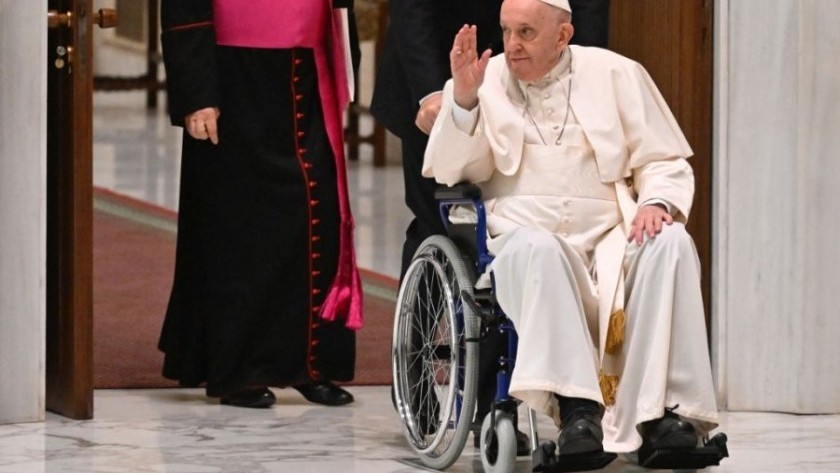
{"left": 392, "top": 235, "right": 479, "bottom": 470}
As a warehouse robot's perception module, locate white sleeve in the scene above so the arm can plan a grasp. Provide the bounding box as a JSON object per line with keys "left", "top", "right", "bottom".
{"left": 640, "top": 198, "right": 673, "bottom": 216}
{"left": 422, "top": 81, "right": 495, "bottom": 185}
{"left": 451, "top": 101, "right": 480, "bottom": 135}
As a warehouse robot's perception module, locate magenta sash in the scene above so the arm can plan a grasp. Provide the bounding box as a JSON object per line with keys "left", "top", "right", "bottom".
{"left": 213, "top": 0, "right": 363, "bottom": 330}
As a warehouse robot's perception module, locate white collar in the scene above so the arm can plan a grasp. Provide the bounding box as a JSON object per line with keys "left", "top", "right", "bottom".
{"left": 518, "top": 47, "right": 573, "bottom": 91}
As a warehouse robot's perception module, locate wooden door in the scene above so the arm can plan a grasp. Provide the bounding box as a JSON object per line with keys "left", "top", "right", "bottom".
{"left": 608, "top": 0, "right": 714, "bottom": 322}
{"left": 46, "top": 0, "right": 116, "bottom": 419}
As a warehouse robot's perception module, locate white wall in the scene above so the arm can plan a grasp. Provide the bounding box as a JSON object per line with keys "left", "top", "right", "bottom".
{"left": 714, "top": 0, "right": 840, "bottom": 413}
{"left": 0, "top": 0, "right": 47, "bottom": 423}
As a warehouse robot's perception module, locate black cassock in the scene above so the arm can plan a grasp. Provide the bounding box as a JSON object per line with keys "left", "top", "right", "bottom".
{"left": 157, "top": 0, "right": 355, "bottom": 397}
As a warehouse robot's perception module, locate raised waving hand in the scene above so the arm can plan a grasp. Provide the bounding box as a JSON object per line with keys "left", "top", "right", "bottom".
{"left": 450, "top": 25, "right": 492, "bottom": 110}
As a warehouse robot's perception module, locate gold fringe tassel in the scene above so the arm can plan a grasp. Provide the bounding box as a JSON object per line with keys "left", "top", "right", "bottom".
{"left": 598, "top": 370, "right": 619, "bottom": 407}
{"left": 605, "top": 308, "right": 625, "bottom": 354}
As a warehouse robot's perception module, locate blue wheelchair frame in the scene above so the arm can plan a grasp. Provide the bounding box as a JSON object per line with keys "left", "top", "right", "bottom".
{"left": 435, "top": 185, "right": 519, "bottom": 402}
{"left": 434, "top": 185, "right": 526, "bottom": 443}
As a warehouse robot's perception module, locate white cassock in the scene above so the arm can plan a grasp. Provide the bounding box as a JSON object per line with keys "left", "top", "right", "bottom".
{"left": 422, "top": 45, "right": 719, "bottom": 453}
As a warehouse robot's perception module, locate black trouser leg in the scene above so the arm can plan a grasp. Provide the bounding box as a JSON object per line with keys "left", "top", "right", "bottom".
{"left": 399, "top": 128, "right": 447, "bottom": 280}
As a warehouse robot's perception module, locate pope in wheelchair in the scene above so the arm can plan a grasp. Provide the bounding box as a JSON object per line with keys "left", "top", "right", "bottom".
{"left": 391, "top": 0, "right": 728, "bottom": 471}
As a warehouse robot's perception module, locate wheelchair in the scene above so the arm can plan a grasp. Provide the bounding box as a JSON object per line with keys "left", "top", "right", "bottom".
{"left": 392, "top": 184, "right": 728, "bottom": 472}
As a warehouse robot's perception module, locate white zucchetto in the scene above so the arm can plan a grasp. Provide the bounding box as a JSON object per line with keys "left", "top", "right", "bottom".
{"left": 536, "top": 0, "right": 572, "bottom": 13}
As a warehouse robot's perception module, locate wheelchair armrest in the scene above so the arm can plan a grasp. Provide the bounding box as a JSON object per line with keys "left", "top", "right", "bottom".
{"left": 434, "top": 183, "right": 482, "bottom": 201}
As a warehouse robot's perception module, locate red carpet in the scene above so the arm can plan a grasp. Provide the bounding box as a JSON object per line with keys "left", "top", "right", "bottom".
{"left": 93, "top": 188, "right": 397, "bottom": 389}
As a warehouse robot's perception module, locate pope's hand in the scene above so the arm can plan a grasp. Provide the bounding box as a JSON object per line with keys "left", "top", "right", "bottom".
{"left": 628, "top": 203, "right": 673, "bottom": 245}
{"left": 450, "top": 24, "right": 492, "bottom": 110}
{"left": 185, "top": 107, "right": 220, "bottom": 145}
{"left": 415, "top": 93, "right": 442, "bottom": 135}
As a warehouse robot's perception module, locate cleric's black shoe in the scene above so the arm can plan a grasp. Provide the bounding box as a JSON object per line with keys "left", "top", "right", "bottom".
{"left": 292, "top": 381, "right": 354, "bottom": 406}
{"left": 640, "top": 409, "right": 698, "bottom": 450}
{"left": 220, "top": 386, "right": 276, "bottom": 408}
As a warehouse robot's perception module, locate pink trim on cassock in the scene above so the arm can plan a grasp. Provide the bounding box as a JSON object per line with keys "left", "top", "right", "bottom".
{"left": 214, "top": 0, "right": 363, "bottom": 330}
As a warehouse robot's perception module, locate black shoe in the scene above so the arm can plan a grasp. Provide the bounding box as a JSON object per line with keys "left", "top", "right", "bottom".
{"left": 557, "top": 416, "right": 605, "bottom": 455}
{"left": 292, "top": 381, "right": 354, "bottom": 406}
{"left": 472, "top": 421, "right": 531, "bottom": 456}
{"left": 640, "top": 408, "right": 698, "bottom": 450}
{"left": 556, "top": 396, "right": 604, "bottom": 456}
{"left": 220, "top": 386, "right": 276, "bottom": 408}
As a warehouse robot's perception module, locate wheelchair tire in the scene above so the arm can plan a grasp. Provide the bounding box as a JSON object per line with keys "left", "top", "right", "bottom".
{"left": 480, "top": 410, "right": 517, "bottom": 473}
{"left": 392, "top": 235, "right": 480, "bottom": 470}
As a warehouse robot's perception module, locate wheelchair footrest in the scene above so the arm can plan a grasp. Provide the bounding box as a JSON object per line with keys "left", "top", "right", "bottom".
{"left": 532, "top": 441, "right": 617, "bottom": 472}
{"left": 637, "top": 433, "right": 729, "bottom": 469}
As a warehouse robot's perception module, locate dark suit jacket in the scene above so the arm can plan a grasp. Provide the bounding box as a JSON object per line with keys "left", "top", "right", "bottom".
{"left": 569, "top": 0, "right": 611, "bottom": 48}
{"left": 370, "top": 0, "right": 504, "bottom": 139}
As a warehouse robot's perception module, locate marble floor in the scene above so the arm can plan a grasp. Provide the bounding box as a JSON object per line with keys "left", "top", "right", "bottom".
{"left": 2, "top": 387, "right": 839, "bottom": 472}
{"left": 4, "top": 47, "right": 838, "bottom": 472}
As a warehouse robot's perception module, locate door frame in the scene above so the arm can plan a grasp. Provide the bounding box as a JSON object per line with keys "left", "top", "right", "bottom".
{"left": 0, "top": 0, "right": 48, "bottom": 426}
{"left": 46, "top": 0, "right": 95, "bottom": 419}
